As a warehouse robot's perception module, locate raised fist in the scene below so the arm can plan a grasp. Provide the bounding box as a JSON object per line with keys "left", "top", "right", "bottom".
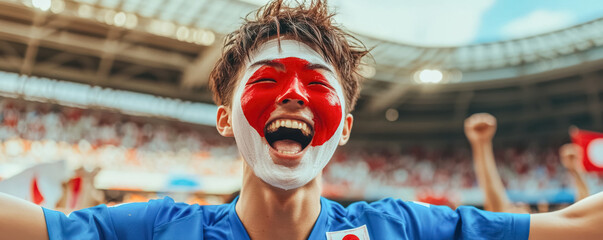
{"left": 464, "top": 113, "right": 497, "bottom": 144}
{"left": 559, "top": 143, "right": 583, "bottom": 172}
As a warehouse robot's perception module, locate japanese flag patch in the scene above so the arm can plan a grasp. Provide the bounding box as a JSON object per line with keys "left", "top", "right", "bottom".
{"left": 326, "top": 225, "right": 370, "bottom": 240}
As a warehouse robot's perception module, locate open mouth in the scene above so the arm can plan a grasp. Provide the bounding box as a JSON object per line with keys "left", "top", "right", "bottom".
{"left": 264, "top": 119, "right": 314, "bottom": 155}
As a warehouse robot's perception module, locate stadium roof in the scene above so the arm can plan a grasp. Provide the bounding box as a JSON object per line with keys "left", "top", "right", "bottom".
{"left": 0, "top": 0, "right": 602, "bottom": 143}
{"left": 54, "top": 0, "right": 603, "bottom": 79}
{"left": 66, "top": 0, "right": 603, "bottom": 46}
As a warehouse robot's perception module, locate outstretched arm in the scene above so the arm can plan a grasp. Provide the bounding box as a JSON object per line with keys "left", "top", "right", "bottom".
{"left": 530, "top": 191, "right": 603, "bottom": 239}
{"left": 0, "top": 192, "right": 49, "bottom": 240}
{"left": 464, "top": 113, "right": 516, "bottom": 212}
{"left": 559, "top": 143, "right": 590, "bottom": 202}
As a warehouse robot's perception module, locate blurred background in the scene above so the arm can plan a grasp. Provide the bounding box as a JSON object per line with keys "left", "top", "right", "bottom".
{"left": 0, "top": 0, "right": 602, "bottom": 211}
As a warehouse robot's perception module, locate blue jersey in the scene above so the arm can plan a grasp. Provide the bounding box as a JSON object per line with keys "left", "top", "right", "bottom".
{"left": 43, "top": 197, "right": 530, "bottom": 239}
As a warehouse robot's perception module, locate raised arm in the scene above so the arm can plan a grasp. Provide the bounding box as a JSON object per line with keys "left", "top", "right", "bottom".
{"left": 464, "top": 113, "right": 516, "bottom": 212}
{"left": 559, "top": 143, "right": 590, "bottom": 202}
{"left": 0, "top": 192, "right": 49, "bottom": 240}
{"left": 530, "top": 191, "right": 603, "bottom": 239}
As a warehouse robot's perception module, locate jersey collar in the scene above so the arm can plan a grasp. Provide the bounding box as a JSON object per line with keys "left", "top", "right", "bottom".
{"left": 228, "top": 196, "right": 252, "bottom": 240}
{"left": 307, "top": 197, "right": 330, "bottom": 239}
{"left": 228, "top": 196, "right": 329, "bottom": 240}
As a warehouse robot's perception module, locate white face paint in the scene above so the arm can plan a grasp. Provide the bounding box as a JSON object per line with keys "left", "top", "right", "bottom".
{"left": 231, "top": 39, "right": 346, "bottom": 190}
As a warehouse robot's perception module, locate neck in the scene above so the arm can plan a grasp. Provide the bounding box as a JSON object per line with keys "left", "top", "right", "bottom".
{"left": 236, "top": 163, "right": 322, "bottom": 240}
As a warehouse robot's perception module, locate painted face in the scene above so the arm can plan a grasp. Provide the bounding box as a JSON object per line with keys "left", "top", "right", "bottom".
{"left": 241, "top": 57, "right": 342, "bottom": 147}
{"left": 231, "top": 39, "right": 346, "bottom": 190}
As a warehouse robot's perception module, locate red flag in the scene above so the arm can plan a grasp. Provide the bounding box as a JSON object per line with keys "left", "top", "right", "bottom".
{"left": 31, "top": 176, "right": 45, "bottom": 205}
{"left": 69, "top": 176, "right": 82, "bottom": 209}
{"left": 571, "top": 128, "right": 603, "bottom": 172}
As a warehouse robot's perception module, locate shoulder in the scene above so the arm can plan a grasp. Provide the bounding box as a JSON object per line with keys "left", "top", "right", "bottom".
{"left": 150, "top": 198, "right": 234, "bottom": 239}
{"left": 107, "top": 197, "right": 231, "bottom": 228}
{"left": 44, "top": 198, "right": 233, "bottom": 240}
{"left": 323, "top": 198, "right": 455, "bottom": 239}
{"left": 323, "top": 198, "right": 530, "bottom": 239}
{"left": 143, "top": 197, "right": 231, "bottom": 228}
{"left": 324, "top": 198, "right": 433, "bottom": 227}
{"left": 111, "top": 197, "right": 233, "bottom": 239}
{"left": 325, "top": 197, "right": 450, "bottom": 222}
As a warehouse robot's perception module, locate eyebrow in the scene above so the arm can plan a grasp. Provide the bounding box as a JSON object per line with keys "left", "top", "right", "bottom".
{"left": 250, "top": 59, "right": 285, "bottom": 71}
{"left": 249, "top": 59, "right": 334, "bottom": 74}
{"left": 307, "top": 63, "right": 333, "bottom": 74}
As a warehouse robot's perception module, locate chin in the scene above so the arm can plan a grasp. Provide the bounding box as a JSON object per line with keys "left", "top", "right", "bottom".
{"left": 232, "top": 107, "right": 343, "bottom": 191}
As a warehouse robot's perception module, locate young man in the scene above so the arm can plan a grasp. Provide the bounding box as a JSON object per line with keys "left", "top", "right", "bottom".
{"left": 2, "top": 0, "right": 603, "bottom": 239}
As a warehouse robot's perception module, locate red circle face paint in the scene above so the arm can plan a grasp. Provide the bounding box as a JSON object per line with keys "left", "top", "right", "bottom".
{"left": 240, "top": 57, "right": 342, "bottom": 146}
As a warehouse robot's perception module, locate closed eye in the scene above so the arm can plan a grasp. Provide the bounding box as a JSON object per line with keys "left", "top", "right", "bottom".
{"left": 251, "top": 78, "right": 277, "bottom": 84}
{"left": 309, "top": 81, "right": 327, "bottom": 86}
{"left": 309, "top": 81, "right": 334, "bottom": 90}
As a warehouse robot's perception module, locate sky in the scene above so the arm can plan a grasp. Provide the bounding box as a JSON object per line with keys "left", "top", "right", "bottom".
{"left": 244, "top": 0, "right": 603, "bottom": 47}
{"left": 475, "top": 0, "right": 603, "bottom": 43}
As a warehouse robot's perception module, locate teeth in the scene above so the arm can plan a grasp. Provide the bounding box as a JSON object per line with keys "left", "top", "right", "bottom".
{"left": 300, "top": 124, "right": 311, "bottom": 136}
{"left": 267, "top": 119, "right": 312, "bottom": 136}
{"left": 278, "top": 150, "right": 298, "bottom": 155}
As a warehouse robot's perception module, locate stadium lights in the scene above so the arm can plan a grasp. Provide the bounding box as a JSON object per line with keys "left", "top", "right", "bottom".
{"left": 113, "top": 12, "right": 126, "bottom": 27}
{"left": 412, "top": 68, "right": 463, "bottom": 84}
{"left": 123, "top": 13, "right": 138, "bottom": 29}
{"left": 19, "top": 0, "right": 214, "bottom": 46}
{"left": 77, "top": 4, "right": 93, "bottom": 18}
{"left": 30, "top": 0, "right": 64, "bottom": 13}
{"left": 385, "top": 108, "right": 399, "bottom": 122}
{"left": 176, "top": 26, "right": 191, "bottom": 41}
{"left": 103, "top": 9, "right": 116, "bottom": 25}
{"left": 31, "top": 0, "right": 51, "bottom": 11}
{"left": 416, "top": 69, "right": 443, "bottom": 84}
{"left": 148, "top": 19, "right": 176, "bottom": 36}
{"left": 50, "top": 0, "right": 64, "bottom": 13}
{"left": 148, "top": 20, "right": 215, "bottom": 46}
{"left": 358, "top": 64, "right": 376, "bottom": 79}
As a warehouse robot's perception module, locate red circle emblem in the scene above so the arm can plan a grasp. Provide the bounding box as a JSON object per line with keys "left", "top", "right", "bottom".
{"left": 342, "top": 234, "right": 360, "bottom": 240}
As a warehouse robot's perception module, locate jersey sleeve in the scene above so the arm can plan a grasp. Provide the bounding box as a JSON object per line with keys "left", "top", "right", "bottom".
{"left": 43, "top": 198, "right": 171, "bottom": 240}
{"left": 374, "top": 198, "right": 530, "bottom": 240}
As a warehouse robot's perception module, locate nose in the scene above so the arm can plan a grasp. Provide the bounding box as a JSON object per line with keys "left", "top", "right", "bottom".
{"left": 276, "top": 78, "right": 309, "bottom": 108}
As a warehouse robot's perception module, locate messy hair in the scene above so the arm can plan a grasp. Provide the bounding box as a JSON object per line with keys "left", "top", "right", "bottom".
{"left": 209, "top": 0, "right": 369, "bottom": 112}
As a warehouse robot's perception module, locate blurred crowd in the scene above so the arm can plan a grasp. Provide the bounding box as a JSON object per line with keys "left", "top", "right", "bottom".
{"left": 327, "top": 145, "right": 570, "bottom": 190}
{"left": 323, "top": 140, "right": 603, "bottom": 202}
{"left": 1, "top": 97, "right": 602, "bottom": 205}
{"left": 0, "top": 98, "right": 240, "bottom": 177}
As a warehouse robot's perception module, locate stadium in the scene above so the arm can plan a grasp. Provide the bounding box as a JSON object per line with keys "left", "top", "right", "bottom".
{"left": 1, "top": 0, "right": 603, "bottom": 239}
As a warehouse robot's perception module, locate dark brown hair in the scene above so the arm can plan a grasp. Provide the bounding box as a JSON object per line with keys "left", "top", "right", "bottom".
{"left": 209, "top": 0, "right": 369, "bottom": 112}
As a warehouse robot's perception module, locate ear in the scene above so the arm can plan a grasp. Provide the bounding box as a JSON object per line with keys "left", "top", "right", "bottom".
{"left": 339, "top": 113, "right": 353, "bottom": 146}
{"left": 216, "top": 105, "right": 234, "bottom": 137}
